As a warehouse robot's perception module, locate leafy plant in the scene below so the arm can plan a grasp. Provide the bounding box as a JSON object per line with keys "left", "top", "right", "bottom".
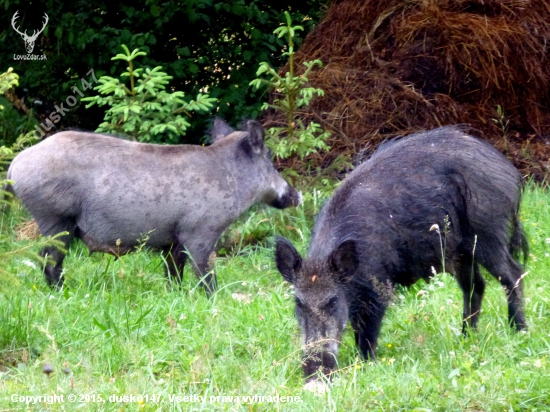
{"left": 0, "top": 68, "right": 19, "bottom": 146}
{"left": 0, "top": 96, "right": 39, "bottom": 148}
{"left": 0, "top": 68, "right": 19, "bottom": 98}
{"left": 82, "top": 45, "right": 216, "bottom": 143}
{"left": 492, "top": 104, "right": 510, "bottom": 152}
{"left": 250, "top": 11, "right": 330, "bottom": 161}
{"left": 0, "top": 68, "right": 37, "bottom": 147}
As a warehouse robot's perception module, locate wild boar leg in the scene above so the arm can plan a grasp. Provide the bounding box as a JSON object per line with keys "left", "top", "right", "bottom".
{"left": 485, "top": 254, "right": 527, "bottom": 330}
{"left": 349, "top": 295, "right": 387, "bottom": 360}
{"left": 36, "top": 216, "right": 76, "bottom": 288}
{"left": 455, "top": 258, "right": 485, "bottom": 332}
{"left": 161, "top": 243, "right": 187, "bottom": 283}
{"left": 184, "top": 233, "right": 221, "bottom": 296}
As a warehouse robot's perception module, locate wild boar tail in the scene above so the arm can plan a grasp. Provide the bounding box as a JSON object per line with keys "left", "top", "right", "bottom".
{"left": 510, "top": 209, "right": 529, "bottom": 267}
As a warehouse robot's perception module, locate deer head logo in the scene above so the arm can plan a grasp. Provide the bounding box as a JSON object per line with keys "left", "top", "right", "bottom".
{"left": 11, "top": 11, "right": 49, "bottom": 54}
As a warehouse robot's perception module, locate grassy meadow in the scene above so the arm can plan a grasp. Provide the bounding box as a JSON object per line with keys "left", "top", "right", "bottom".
{"left": 0, "top": 184, "right": 549, "bottom": 411}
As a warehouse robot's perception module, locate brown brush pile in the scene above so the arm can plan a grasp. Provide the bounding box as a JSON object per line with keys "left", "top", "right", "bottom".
{"left": 266, "top": 0, "right": 550, "bottom": 181}
{"left": 15, "top": 220, "right": 40, "bottom": 241}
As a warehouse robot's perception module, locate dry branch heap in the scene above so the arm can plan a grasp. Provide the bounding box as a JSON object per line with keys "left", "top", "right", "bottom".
{"left": 266, "top": 0, "right": 550, "bottom": 180}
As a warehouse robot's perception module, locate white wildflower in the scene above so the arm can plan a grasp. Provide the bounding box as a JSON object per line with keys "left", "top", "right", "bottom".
{"left": 231, "top": 292, "right": 252, "bottom": 304}
{"left": 21, "top": 260, "right": 37, "bottom": 269}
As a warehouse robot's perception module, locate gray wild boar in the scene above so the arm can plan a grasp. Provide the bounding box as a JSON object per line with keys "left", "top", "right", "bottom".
{"left": 275, "top": 126, "right": 527, "bottom": 385}
{"left": 8, "top": 119, "right": 301, "bottom": 294}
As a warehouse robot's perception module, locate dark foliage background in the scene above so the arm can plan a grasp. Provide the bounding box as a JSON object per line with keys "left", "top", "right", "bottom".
{"left": 0, "top": 0, "right": 327, "bottom": 145}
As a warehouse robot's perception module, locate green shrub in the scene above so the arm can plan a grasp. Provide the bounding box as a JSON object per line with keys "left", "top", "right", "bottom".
{"left": 249, "top": 12, "right": 330, "bottom": 161}
{"left": 0, "top": 68, "right": 18, "bottom": 96}
{"left": 83, "top": 45, "right": 216, "bottom": 143}
{"left": 0, "top": 68, "right": 38, "bottom": 147}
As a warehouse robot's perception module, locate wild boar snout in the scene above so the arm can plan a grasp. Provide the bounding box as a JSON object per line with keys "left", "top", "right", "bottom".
{"left": 268, "top": 178, "right": 302, "bottom": 209}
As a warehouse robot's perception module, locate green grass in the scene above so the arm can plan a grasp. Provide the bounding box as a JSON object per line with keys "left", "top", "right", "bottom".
{"left": 1, "top": 185, "right": 549, "bottom": 411}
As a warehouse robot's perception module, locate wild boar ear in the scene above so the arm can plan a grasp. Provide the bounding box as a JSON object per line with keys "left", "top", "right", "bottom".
{"left": 275, "top": 236, "right": 302, "bottom": 283}
{"left": 210, "top": 118, "right": 234, "bottom": 143}
{"left": 329, "top": 240, "right": 359, "bottom": 282}
{"left": 246, "top": 120, "right": 264, "bottom": 155}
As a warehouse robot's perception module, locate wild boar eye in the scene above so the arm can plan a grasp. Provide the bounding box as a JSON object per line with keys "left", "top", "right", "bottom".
{"left": 323, "top": 296, "right": 338, "bottom": 312}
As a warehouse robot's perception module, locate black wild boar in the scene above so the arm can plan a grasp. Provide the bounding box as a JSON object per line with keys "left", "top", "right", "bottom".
{"left": 7, "top": 119, "right": 301, "bottom": 294}
{"left": 275, "top": 126, "right": 527, "bottom": 385}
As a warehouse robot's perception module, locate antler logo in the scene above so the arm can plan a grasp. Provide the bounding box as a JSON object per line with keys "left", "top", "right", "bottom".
{"left": 11, "top": 11, "right": 49, "bottom": 54}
